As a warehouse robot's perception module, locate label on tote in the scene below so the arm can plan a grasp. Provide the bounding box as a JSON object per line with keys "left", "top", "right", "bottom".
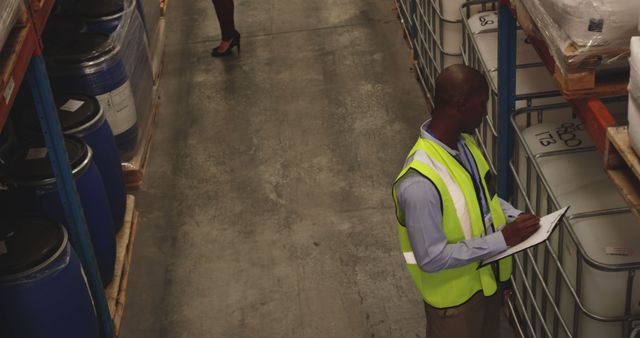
{"left": 25, "top": 147, "right": 48, "bottom": 160}
{"left": 60, "top": 99, "right": 85, "bottom": 112}
{"left": 605, "top": 247, "right": 635, "bottom": 257}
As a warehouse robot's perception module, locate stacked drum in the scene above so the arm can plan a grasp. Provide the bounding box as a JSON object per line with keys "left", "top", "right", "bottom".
{"left": 45, "top": 29, "right": 139, "bottom": 159}
{"left": 15, "top": 94, "right": 127, "bottom": 228}
{"left": 0, "top": 0, "right": 158, "bottom": 335}
{"left": 0, "top": 216, "right": 100, "bottom": 338}
{"left": 1, "top": 136, "right": 117, "bottom": 284}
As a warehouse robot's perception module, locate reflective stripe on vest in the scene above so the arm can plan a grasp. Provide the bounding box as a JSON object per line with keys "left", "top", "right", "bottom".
{"left": 403, "top": 251, "right": 417, "bottom": 265}
{"left": 409, "top": 149, "right": 473, "bottom": 241}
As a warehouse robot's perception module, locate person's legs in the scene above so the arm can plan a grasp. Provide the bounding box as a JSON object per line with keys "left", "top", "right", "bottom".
{"left": 425, "top": 291, "right": 500, "bottom": 338}
{"left": 212, "top": 0, "right": 236, "bottom": 40}
{"left": 482, "top": 291, "right": 501, "bottom": 338}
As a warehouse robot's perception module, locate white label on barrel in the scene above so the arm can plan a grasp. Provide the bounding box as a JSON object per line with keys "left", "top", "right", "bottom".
{"left": 96, "top": 81, "right": 137, "bottom": 135}
{"left": 60, "top": 99, "right": 85, "bottom": 112}
{"left": 25, "top": 147, "right": 48, "bottom": 160}
{"left": 0, "top": 241, "right": 6, "bottom": 255}
{"left": 605, "top": 247, "right": 635, "bottom": 256}
{"left": 3, "top": 77, "right": 14, "bottom": 103}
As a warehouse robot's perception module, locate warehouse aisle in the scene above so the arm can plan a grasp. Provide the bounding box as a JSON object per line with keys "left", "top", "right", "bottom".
{"left": 120, "top": 0, "right": 433, "bottom": 337}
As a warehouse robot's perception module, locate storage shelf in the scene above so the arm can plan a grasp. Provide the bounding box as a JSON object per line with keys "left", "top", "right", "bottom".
{"left": 501, "top": 0, "right": 628, "bottom": 153}
{"left": 0, "top": 22, "right": 37, "bottom": 130}
{"left": 0, "top": 1, "right": 118, "bottom": 337}
{"left": 500, "top": 1, "right": 640, "bottom": 220}
{"left": 0, "top": 0, "right": 55, "bottom": 131}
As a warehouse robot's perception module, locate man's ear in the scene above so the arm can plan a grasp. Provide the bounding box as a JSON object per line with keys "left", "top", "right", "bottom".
{"left": 455, "top": 96, "right": 467, "bottom": 112}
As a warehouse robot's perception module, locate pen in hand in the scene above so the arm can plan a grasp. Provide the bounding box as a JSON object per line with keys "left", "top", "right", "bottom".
{"left": 501, "top": 213, "right": 540, "bottom": 247}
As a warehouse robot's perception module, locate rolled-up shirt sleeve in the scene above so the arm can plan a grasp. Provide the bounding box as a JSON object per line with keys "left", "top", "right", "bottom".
{"left": 500, "top": 198, "right": 522, "bottom": 223}
{"left": 395, "top": 172, "right": 508, "bottom": 273}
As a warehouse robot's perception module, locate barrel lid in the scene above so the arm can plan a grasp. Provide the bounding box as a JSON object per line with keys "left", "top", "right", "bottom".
{"left": 56, "top": 95, "right": 102, "bottom": 131}
{"left": 42, "top": 16, "right": 86, "bottom": 53}
{"left": 72, "top": 0, "right": 124, "bottom": 19}
{"left": 0, "top": 216, "right": 65, "bottom": 277}
{"left": 45, "top": 32, "right": 114, "bottom": 64}
{"left": 4, "top": 137, "right": 89, "bottom": 184}
{"left": 19, "top": 94, "right": 101, "bottom": 133}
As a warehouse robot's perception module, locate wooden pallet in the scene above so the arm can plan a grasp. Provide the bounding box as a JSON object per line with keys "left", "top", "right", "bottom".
{"left": 553, "top": 64, "right": 629, "bottom": 100}
{"left": 160, "top": 0, "right": 168, "bottom": 17}
{"left": 604, "top": 126, "right": 640, "bottom": 219}
{"left": 105, "top": 195, "right": 138, "bottom": 336}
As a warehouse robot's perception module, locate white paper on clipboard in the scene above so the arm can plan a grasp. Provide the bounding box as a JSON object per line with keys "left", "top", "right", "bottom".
{"left": 479, "top": 206, "right": 570, "bottom": 267}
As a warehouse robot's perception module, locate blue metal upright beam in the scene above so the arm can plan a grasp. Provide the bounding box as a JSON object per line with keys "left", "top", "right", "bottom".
{"left": 497, "top": 3, "right": 517, "bottom": 198}
{"left": 26, "top": 55, "right": 115, "bottom": 338}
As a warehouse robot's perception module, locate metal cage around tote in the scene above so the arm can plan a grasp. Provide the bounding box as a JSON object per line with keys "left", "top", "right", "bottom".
{"left": 507, "top": 100, "right": 640, "bottom": 338}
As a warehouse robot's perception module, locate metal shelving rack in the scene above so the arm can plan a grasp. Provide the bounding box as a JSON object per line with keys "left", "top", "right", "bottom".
{"left": 1, "top": 1, "right": 115, "bottom": 337}
{"left": 395, "top": 0, "right": 640, "bottom": 337}
{"left": 496, "top": 1, "right": 640, "bottom": 337}
{"left": 495, "top": 0, "right": 628, "bottom": 196}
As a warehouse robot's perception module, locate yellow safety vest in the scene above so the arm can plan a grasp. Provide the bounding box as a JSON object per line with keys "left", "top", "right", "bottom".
{"left": 392, "top": 133, "right": 512, "bottom": 308}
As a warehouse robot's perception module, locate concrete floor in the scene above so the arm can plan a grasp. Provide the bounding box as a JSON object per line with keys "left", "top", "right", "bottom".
{"left": 119, "top": 1, "right": 515, "bottom": 337}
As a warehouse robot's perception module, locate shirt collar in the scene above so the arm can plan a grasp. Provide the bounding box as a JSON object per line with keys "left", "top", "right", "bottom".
{"left": 419, "top": 120, "right": 466, "bottom": 156}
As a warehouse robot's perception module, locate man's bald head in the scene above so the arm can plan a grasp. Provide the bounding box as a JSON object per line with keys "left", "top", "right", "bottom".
{"left": 433, "top": 64, "right": 488, "bottom": 110}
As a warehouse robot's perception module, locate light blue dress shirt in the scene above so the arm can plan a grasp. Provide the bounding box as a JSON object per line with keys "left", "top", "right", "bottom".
{"left": 394, "top": 121, "right": 521, "bottom": 273}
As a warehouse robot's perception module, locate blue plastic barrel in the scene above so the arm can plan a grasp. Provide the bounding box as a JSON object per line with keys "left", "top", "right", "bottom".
{"left": 0, "top": 216, "right": 100, "bottom": 338}
{"left": 16, "top": 94, "right": 127, "bottom": 230}
{"left": 0, "top": 117, "right": 15, "bottom": 167}
{"left": 73, "top": 0, "right": 125, "bottom": 35}
{"left": 2, "top": 137, "right": 116, "bottom": 284}
{"left": 45, "top": 32, "right": 139, "bottom": 160}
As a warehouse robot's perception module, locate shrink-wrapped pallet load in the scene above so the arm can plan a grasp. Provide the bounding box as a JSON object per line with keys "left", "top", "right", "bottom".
{"left": 0, "top": 0, "right": 24, "bottom": 52}
{"left": 629, "top": 36, "right": 640, "bottom": 155}
{"left": 521, "top": 0, "right": 640, "bottom": 75}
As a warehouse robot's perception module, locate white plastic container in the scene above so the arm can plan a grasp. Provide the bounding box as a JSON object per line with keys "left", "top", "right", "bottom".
{"left": 434, "top": 0, "right": 466, "bottom": 65}
{"left": 468, "top": 12, "right": 540, "bottom": 68}
{"left": 519, "top": 114, "right": 628, "bottom": 214}
{"left": 464, "top": 9, "right": 565, "bottom": 168}
{"left": 559, "top": 212, "right": 640, "bottom": 338}
{"left": 513, "top": 110, "right": 638, "bottom": 338}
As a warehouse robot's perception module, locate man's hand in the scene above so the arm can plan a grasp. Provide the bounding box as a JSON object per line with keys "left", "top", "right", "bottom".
{"left": 501, "top": 213, "right": 540, "bottom": 247}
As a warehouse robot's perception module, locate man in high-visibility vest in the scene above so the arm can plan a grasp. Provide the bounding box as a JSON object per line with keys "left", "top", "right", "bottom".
{"left": 392, "top": 64, "right": 540, "bottom": 338}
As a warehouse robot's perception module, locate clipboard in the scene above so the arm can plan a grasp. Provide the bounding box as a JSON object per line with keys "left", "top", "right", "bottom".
{"left": 478, "top": 206, "right": 570, "bottom": 268}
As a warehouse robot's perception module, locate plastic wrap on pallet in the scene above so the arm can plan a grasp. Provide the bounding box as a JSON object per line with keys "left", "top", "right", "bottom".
{"left": 519, "top": 0, "right": 640, "bottom": 75}
{"left": 110, "top": 0, "right": 154, "bottom": 164}
{"left": 629, "top": 37, "right": 640, "bottom": 103}
{"left": 136, "top": 0, "right": 161, "bottom": 43}
{"left": 0, "top": 0, "right": 24, "bottom": 53}
{"left": 629, "top": 36, "right": 640, "bottom": 155}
